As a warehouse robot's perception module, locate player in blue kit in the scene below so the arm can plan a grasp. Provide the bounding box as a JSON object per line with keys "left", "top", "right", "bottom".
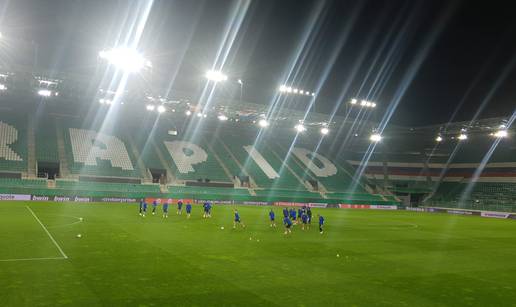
{"left": 139, "top": 200, "right": 144, "bottom": 216}
{"left": 283, "top": 207, "right": 289, "bottom": 218}
{"left": 177, "top": 199, "right": 183, "bottom": 215}
{"left": 152, "top": 200, "right": 158, "bottom": 215}
{"left": 290, "top": 208, "right": 297, "bottom": 222}
{"left": 233, "top": 209, "right": 245, "bottom": 229}
{"left": 318, "top": 214, "right": 325, "bottom": 234}
{"left": 297, "top": 208, "right": 303, "bottom": 223}
{"left": 162, "top": 201, "right": 169, "bottom": 218}
{"left": 142, "top": 201, "right": 148, "bottom": 217}
{"left": 186, "top": 202, "right": 192, "bottom": 218}
{"left": 202, "top": 202, "right": 208, "bottom": 218}
{"left": 301, "top": 212, "right": 309, "bottom": 230}
{"left": 269, "top": 209, "right": 276, "bottom": 227}
{"left": 283, "top": 216, "right": 292, "bottom": 235}
{"left": 307, "top": 207, "right": 312, "bottom": 224}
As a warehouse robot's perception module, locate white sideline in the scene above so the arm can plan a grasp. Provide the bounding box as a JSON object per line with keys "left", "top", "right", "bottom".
{"left": 0, "top": 257, "right": 64, "bottom": 262}
{"left": 26, "top": 206, "right": 68, "bottom": 259}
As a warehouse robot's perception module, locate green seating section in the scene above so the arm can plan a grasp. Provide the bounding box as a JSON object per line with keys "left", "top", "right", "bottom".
{"left": 62, "top": 120, "right": 141, "bottom": 178}
{"left": 0, "top": 118, "right": 27, "bottom": 172}
{"left": 35, "top": 119, "right": 59, "bottom": 163}
{"left": 0, "top": 178, "right": 47, "bottom": 188}
{"left": 326, "top": 192, "right": 386, "bottom": 203}
{"left": 254, "top": 188, "right": 320, "bottom": 200}
{"left": 156, "top": 134, "right": 231, "bottom": 182}
{"left": 55, "top": 180, "right": 160, "bottom": 194}
{"left": 168, "top": 185, "right": 250, "bottom": 197}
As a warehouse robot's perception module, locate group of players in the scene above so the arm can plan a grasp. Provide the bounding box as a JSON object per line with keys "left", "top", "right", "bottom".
{"left": 138, "top": 199, "right": 325, "bottom": 235}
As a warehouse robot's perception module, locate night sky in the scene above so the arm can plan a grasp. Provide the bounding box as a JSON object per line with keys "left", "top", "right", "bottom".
{"left": 1, "top": 0, "right": 516, "bottom": 126}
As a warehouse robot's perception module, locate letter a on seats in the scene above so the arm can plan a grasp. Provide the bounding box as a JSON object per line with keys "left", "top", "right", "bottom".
{"left": 164, "top": 141, "right": 208, "bottom": 173}
{"left": 292, "top": 148, "right": 337, "bottom": 177}
{"left": 0, "top": 122, "right": 22, "bottom": 161}
{"left": 69, "top": 128, "right": 134, "bottom": 170}
{"left": 243, "top": 145, "right": 279, "bottom": 179}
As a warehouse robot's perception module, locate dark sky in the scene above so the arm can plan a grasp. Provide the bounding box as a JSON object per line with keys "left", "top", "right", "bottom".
{"left": 1, "top": 0, "right": 516, "bottom": 126}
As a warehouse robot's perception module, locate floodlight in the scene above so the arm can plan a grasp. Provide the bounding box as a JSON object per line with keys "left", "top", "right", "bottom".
{"left": 218, "top": 115, "right": 228, "bottom": 121}
{"left": 311, "top": 92, "right": 315, "bottom": 96}
{"left": 458, "top": 133, "right": 468, "bottom": 140}
{"left": 370, "top": 133, "right": 382, "bottom": 142}
{"left": 321, "top": 127, "right": 329, "bottom": 135}
{"left": 365, "top": 102, "right": 371, "bottom": 107}
{"left": 295, "top": 124, "right": 306, "bottom": 132}
{"left": 286, "top": 87, "right": 292, "bottom": 93}
{"left": 0, "top": 84, "right": 6, "bottom": 91}
{"left": 279, "top": 85, "right": 287, "bottom": 92}
{"left": 38, "top": 89, "right": 52, "bottom": 97}
{"left": 146, "top": 105, "right": 155, "bottom": 111}
{"left": 205, "top": 70, "right": 228, "bottom": 82}
{"left": 157, "top": 105, "right": 166, "bottom": 113}
{"left": 360, "top": 100, "right": 367, "bottom": 106}
{"left": 98, "top": 47, "right": 150, "bottom": 73}
{"left": 258, "top": 119, "right": 269, "bottom": 128}
{"left": 185, "top": 110, "right": 192, "bottom": 116}
{"left": 203, "top": 114, "right": 207, "bottom": 118}
{"left": 436, "top": 136, "right": 443, "bottom": 142}
{"left": 238, "top": 79, "right": 243, "bottom": 85}
{"left": 493, "top": 130, "right": 508, "bottom": 138}
{"left": 371, "top": 103, "right": 377, "bottom": 108}
{"left": 350, "top": 98, "right": 357, "bottom": 104}
{"left": 196, "top": 113, "right": 203, "bottom": 118}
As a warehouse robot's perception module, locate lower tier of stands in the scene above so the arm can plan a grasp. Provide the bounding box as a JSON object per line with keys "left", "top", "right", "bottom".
{"left": 0, "top": 179, "right": 399, "bottom": 205}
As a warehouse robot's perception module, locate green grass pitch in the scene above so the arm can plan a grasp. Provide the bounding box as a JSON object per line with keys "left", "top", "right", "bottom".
{"left": 1, "top": 202, "right": 516, "bottom": 307}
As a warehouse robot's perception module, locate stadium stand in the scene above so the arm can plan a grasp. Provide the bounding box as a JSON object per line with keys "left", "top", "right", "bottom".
{"left": 0, "top": 117, "right": 28, "bottom": 173}
{"left": 35, "top": 118, "right": 59, "bottom": 163}
{"left": 61, "top": 119, "right": 141, "bottom": 178}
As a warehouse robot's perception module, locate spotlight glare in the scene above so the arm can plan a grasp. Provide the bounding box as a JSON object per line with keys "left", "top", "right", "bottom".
{"left": 218, "top": 115, "right": 228, "bottom": 121}
{"left": 196, "top": 113, "right": 203, "bottom": 118}
{"left": 360, "top": 100, "right": 367, "bottom": 106}
{"left": 295, "top": 124, "right": 306, "bottom": 132}
{"left": 293, "top": 88, "right": 298, "bottom": 94}
{"left": 286, "top": 87, "right": 292, "bottom": 93}
{"left": 157, "top": 105, "right": 166, "bottom": 113}
{"left": 350, "top": 98, "right": 357, "bottom": 104}
{"left": 205, "top": 70, "right": 228, "bottom": 82}
{"left": 0, "top": 84, "right": 7, "bottom": 91}
{"left": 321, "top": 127, "right": 329, "bottom": 135}
{"left": 372, "top": 103, "right": 377, "bottom": 108}
{"left": 436, "top": 136, "right": 443, "bottom": 142}
{"left": 493, "top": 130, "right": 508, "bottom": 138}
{"left": 311, "top": 92, "right": 315, "bottom": 96}
{"left": 258, "top": 119, "right": 269, "bottom": 128}
{"left": 38, "top": 89, "right": 52, "bottom": 97}
{"left": 458, "top": 133, "right": 468, "bottom": 140}
{"left": 98, "top": 47, "right": 150, "bottom": 72}
{"left": 370, "top": 133, "right": 382, "bottom": 142}
{"left": 279, "top": 85, "right": 287, "bottom": 92}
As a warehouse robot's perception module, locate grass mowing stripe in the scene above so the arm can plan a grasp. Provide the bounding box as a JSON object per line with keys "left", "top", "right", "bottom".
{"left": 26, "top": 206, "right": 68, "bottom": 259}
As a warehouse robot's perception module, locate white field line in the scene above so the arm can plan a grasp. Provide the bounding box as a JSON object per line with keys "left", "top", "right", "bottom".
{"left": 0, "top": 257, "right": 65, "bottom": 262}
{"left": 26, "top": 206, "right": 68, "bottom": 259}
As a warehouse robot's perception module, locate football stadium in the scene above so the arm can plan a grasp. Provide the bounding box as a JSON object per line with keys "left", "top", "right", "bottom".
{"left": 1, "top": 1, "right": 516, "bottom": 306}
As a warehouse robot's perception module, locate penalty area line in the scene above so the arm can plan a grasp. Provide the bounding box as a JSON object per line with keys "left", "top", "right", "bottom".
{"left": 26, "top": 206, "right": 68, "bottom": 259}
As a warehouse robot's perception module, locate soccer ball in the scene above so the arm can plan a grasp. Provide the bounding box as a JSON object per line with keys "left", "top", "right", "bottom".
{"left": 336, "top": 254, "right": 340, "bottom": 258}
{"left": 220, "top": 226, "right": 225, "bottom": 230}
{"left": 79, "top": 217, "right": 83, "bottom": 222}
{"left": 76, "top": 234, "right": 82, "bottom": 238}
